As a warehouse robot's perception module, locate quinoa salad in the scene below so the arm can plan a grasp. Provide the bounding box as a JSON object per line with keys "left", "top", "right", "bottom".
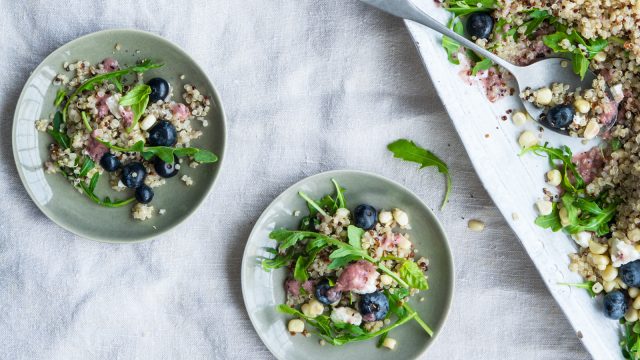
{"left": 36, "top": 56, "right": 218, "bottom": 221}
{"left": 438, "top": 0, "right": 640, "bottom": 357}
{"left": 261, "top": 179, "right": 433, "bottom": 349}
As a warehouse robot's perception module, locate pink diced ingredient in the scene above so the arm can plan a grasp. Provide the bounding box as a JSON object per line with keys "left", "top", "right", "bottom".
{"left": 121, "top": 107, "right": 134, "bottom": 128}
{"left": 334, "top": 260, "right": 379, "bottom": 294}
{"left": 101, "top": 58, "right": 119, "bottom": 72}
{"left": 86, "top": 131, "right": 108, "bottom": 162}
{"left": 171, "top": 103, "right": 190, "bottom": 122}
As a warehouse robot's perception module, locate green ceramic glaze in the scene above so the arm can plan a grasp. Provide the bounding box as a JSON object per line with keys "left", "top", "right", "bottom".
{"left": 241, "top": 170, "right": 454, "bottom": 360}
{"left": 12, "top": 29, "right": 226, "bottom": 243}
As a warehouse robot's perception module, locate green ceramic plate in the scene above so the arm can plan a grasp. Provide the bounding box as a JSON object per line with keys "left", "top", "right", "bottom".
{"left": 241, "top": 170, "right": 454, "bottom": 360}
{"left": 12, "top": 29, "right": 226, "bottom": 242}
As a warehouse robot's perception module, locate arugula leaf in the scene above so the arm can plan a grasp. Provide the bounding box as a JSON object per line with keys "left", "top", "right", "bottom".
{"left": 78, "top": 156, "right": 95, "bottom": 177}
{"left": 97, "top": 139, "right": 218, "bottom": 165}
{"left": 471, "top": 57, "right": 493, "bottom": 75}
{"left": 558, "top": 281, "right": 596, "bottom": 298}
{"left": 534, "top": 202, "right": 562, "bottom": 231}
{"left": 388, "top": 139, "right": 452, "bottom": 210}
{"left": 443, "top": 0, "right": 497, "bottom": 16}
{"left": 54, "top": 89, "right": 66, "bottom": 107}
{"left": 622, "top": 321, "right": 640, "bottom": 360}
{"left": 112, "top": 76, "right": 123, "bottom": 93}
{"left": 521, "top": 143, "right": 584, "bottom": 193}
{"left": 119, "top": 84, "right": 151, "bottom": 131}
{"left": 347, "top": 225, "right": 364, "bottom": 249}
{"left": 77, "top": 175, "right": 135, "bottom": 208}
{"left": 89, "top": 172, "right": 99, "bottom": 192}
{"left": 62, "top": 59, "right": 162, "bottom": 123}
{"left": 267, "top": 228, "right": 409, "bottom": 288}
{"left": 261, "top": 248, "right": 294, "bottom": 271}
{"left": 47, "top": 111, "right": 70, "bottom": 149}
{"left": 442, "top": 18, "right": 465, "bottom": 65}
{"left": 277, "top": 303, "right": 422, "bottom": 346}
{"left": 299, "top": 191, "right": 329, "bottom": 217}
{"left": 542, "top": 26, "right": 607, "bottom": 79}
{"left": 398, "top": 261, "right": 429, "bottom": 290}
{"left": 331, "top": 178, "right": 346, "bottom": 209}
{"left": 81, "top": 111, "right": 92, "bottom": 132}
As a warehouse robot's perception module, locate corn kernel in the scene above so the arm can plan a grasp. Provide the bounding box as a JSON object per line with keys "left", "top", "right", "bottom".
{"left": 630, "top": 287, "right": 640, "bottom": 298}
{"left": 546, "top": 169, "right": 562, "bottom": 186}
{"left": 536, "top": 200, "right": 553, "bottom": 216}
{"left": 594, "top": 52, "right": 607, "bottom": 62}
{"left": 574, "top": 99, "right": 591, "bottom": 114}
{"left": 626, "top": 308, "right": 639, "bottom": 322}
{"left": 518, "top": 131, "right": 539, "bottom": 148}
{"left": 589, "top": 240, "right": 608, "bottom": 255}
{"left": 467, "top": 219, "right": 485, "bottom": 232}
{"left": 288, "top": 319, "right": 305, "bottom": 333}
{"left": 602, "top": 265, "right": 618, "bottom": 282}
{"left": 382, "top": 337, "right": 397, "bottom": 350}
{"left": 632, "top": 296, "right": 640, "bottom": 310}
{"left": 604, "top": 280, "right": 617, "bottom": 293}
{"left": 535, "top": 87, "right": 553, "bottom": 105}
{"left": 512, "top": 111, "right": 527, "bottom": 126}
{"left": 583, "top": 119, "right": 601, "bottom": 140}
{"left": 592, "top": 282, "right": 604, "bottom": 294}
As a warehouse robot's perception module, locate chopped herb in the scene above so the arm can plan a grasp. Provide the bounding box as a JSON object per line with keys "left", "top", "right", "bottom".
{"left": 388, "top": 139, "right": 452, "bottom": 210}
{"left": 611, "top": 138, "right": 622, "bottom": 151}
{"left": 81, "top": 111, "right": 92, "bottom": 132}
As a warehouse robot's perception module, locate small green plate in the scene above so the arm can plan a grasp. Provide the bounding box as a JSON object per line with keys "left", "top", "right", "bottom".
{"left": 12, "top": 29, "right": 226, "bottom": 242}
{"left": 241, "top": 170, "right": 454, "bottom": 360}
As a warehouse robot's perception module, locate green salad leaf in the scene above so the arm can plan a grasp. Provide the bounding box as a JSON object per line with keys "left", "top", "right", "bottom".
{"left": 443, "top": 0, "right": 497, "bottom": 16}
{"left": 119, "top": 84, "right": 151, "bottom": 131}
{"left": 54, "top": 89, "right": 66, "bottom": 107}
{"left": 95, "top": 139, "right": 218, "bottom": 165}
{"left": 542, "top": 24, "right": 607, "bottom": 79}
{"left": 398, "top": 260, "right": 429, "bottom": 290}
{"left": 622, "top": 321, "right": 640, "bottom": 360}
{"left": 47, "top": 111, "right": 70, "bottom": 149}
{"left": 442, "top": 18, "right": 465, "bottom": 65}
{"left": 522, "top": 144, "right": 618, "bottom": 237}
{"left": 388, "top": 139, "right": 451, "bottom": 210}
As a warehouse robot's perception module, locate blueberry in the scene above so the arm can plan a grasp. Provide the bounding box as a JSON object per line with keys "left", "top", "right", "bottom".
{"left": 148, "top": 120, "right": 177, "bottom": 147}
{"left": 354, "top": 204, "right": 377, "bottom": 230}
{"left": 359, "top": 291, "right": 389, "bottom": 322}
{"left": 603, "top": 290, "right": 628, "bottom": 319}
{"left": 121, "top": 162, "right": 146, "bottom": 189}
{"left": 620, "top": 260, "right": 640, "bottom": 287}
{"left": 154, "top": 155, "right": 180, "bottom": 178}
{"left": 545, "top": 104, "right": 575, "bottom": 129}
{"left": 135, "top": 184, "right": 154, "bottom": 204}
{"left": 147, "top": 77, "right": 170, "bottom": 103}
{"left": 315, "top": 279, "right": 342, "bottom": 305}
{"left": 99, "top": 152, "right": 120, "bottom": 172}
{"left": 466, "top": 12, "right": 494, "bottom": 40}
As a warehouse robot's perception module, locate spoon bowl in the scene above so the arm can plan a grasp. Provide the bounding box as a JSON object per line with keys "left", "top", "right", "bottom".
{"left": 358, "top": 0, "right": 617, "bottom": 137}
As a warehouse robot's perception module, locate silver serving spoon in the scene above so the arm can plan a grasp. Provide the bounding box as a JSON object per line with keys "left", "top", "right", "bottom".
{"left": 359, "top": 0, "right": 615, "bottom": 137}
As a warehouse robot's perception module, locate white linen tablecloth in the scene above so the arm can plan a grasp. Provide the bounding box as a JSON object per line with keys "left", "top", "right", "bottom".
{"left": 0, "top": 0, "right": 590, "bottom": 358}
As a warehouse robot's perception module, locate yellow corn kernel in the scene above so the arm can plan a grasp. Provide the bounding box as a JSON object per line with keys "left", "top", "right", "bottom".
{"left": 633, "top": 296, "right": 640, "bottom": 310}
{"left": 626, "top": 308, "right": 639, "bottom": 322}
{"left": 589, "top": 254, "right": 610, "bottom": 267}
{"left": 592, "top": 282, "right": 604, "bottom": 294}
{"left": 589, "top": 240, "right": 608, "bottom": 255}
{"left": 630, "top": 287, "right": 640, "bottom": 298}
{"left": 601, "top": 265, "right": 618, "bottom": 282}
{"left": 604, "top": 280, "right": 617, "bottom": 293}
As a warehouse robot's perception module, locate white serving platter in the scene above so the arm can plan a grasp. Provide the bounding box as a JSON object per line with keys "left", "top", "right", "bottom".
{"left": 404, "top": 2, "right": 620, "bottom": 359}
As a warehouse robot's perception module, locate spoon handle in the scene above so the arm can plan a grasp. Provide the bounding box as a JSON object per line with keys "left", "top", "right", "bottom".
{"left": 359, "top": 0, "right": 517, "bottom": 72}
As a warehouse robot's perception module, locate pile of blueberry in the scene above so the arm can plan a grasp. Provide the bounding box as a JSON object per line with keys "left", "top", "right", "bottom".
{"left": 98, "top": 77, "right": 182, "bottom": 204}
{"left": 604, "top": 260, "right": 640, "bottom": 319}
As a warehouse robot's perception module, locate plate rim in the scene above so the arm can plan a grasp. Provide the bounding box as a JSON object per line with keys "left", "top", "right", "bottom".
{"left": 240, "top": 168, "right": 455, "bottom": 360}
{"left": 11, "top": 28, "right": 227, "bottom": 243}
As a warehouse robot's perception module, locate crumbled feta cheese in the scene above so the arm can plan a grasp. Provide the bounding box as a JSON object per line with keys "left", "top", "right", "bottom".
{"left": 330, "top": 307, "right": 362, "bottom": 326}
{"left": 610, "top": 238, "right": 640, "bottom": 267}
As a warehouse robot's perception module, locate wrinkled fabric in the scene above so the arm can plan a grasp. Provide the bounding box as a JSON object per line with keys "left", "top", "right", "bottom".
{"left": 0, "top": 0, "right": 588, "bottom": 359}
